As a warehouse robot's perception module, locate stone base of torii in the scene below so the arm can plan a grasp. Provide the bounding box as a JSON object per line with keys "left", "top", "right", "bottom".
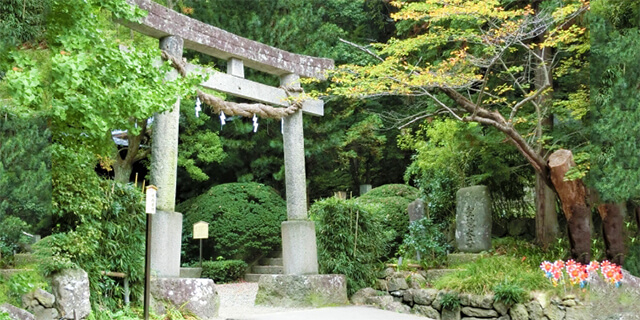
{"left": 119, "top": 0, "right": 348, "bottom": 316}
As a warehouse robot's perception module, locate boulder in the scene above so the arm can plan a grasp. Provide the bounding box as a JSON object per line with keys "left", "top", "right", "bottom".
{"left": 255, "top": 274, "right": 348, "bottom": 308}
{"left": 564, "top": 307, "right": 589, "bottom": 320}
{"left": 51, "top": 269, "right": 91, "bottom": 319}
{"left": 509, "top": 303, "right": 528, "bottom": 320}
{"left": 374, "top": 279, "right": 388, "bottom": 291}
{"left": 544, "top": 303, "right": 565, "bottom": 320}
{"left": 407, "top": 273, "right": 427, "bottom": 289}
{"left": 441, "top": 307, "right": 461, "bottom": 320}
{"left": 461, "top": 306, "right": 498, "bottom": 318}
{"left": 408, "top": 199, "right": 425, "bottom": 222}
{"left": 32, "top": 307, "right": 59, "bottom": 320}
{"left": 381, "top": 300, "right": 411, "bottom": 314}
{"left": 412, "top": 305, "right": 440, "bottom": 319}
{"left": 0, "top": 303, "right": 35, "bottom": 320}
{"left": 351, "top": 287, "right": 378, "bottom": 305}
{"left": 151, "top": 277, "right": 219, "bottom": 320}
{"left": 525, "top": 300, "right": 544, "bottom": 320}
{"left": 387, "top": 277, "right": 409, "bottom": 291}
{"left": 414, "top": 288, "right": 439, "bottom": 306}
{"left": 455, "top": 185, "right": 492, "bottom": 253}
{"left": 492, "top": 300, "right": 509, "bottom": 316}
{"left": 403, "top": 288, "right": 415, "bottom": 303}
{"left": 33, "top": 289, "right": 54, "bottom": 309}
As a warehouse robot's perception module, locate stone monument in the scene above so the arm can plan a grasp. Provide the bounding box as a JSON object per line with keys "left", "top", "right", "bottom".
{"left": 455, "top": 185, "right": 492, "bottom": 253}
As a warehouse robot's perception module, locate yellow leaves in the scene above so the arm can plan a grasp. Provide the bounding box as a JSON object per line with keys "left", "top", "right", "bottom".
{"left": 493, "top": 84, "right": 514, "bottom": 95}
{"left": 181, "top": 7, "right": 194, "bottom": 15}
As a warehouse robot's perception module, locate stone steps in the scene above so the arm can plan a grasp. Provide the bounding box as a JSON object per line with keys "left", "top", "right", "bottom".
{"left": 245, "top": 251, "right": 283, "bottom": 283}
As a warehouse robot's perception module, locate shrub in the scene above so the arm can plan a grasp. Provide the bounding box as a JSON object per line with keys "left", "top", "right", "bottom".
{"left": 0, "top": 216, "right": 31, "bottom": 262}
{"left": 35, "top": 157, "right": 146, "bottom": 310}
{"left": 440, "top": 292, "right": 461, "bottom": 310}
{"left": 398, "top": 217, "right": 452, "bottom": 268}
{"left": 310, "top": 197, "right": 389, "bottom": 296}
{"left": 493, "top": 279, "right": 527, "bottom": 305}
{"left": 0, "top": 269, "right": 48, "bottom": 307}
{"left": 200, "top": 259, "right": 248, "bottom": 283}
{"left": 357, "top": 184, "right": 420, "bottom": 258}
{"left": 178, "top": 183, "right": 286, "bottom": 263}
{"left": 624, "top": 243, "right": 640, "bottom": 277}
{"left": 359, "top": 184, "right": 419, "bottom": 200}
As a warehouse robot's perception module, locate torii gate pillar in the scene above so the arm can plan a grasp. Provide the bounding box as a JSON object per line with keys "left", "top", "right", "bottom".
{"left": 280, "top": 74, "right": 318, "bottom": 275}
{"left": 149, "top": 35, "right": 184, "bottom": 278}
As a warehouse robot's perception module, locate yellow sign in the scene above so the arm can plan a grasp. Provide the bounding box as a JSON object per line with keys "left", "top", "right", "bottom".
{"left": 193, "top": 221, "right": 209, "bottom": 239}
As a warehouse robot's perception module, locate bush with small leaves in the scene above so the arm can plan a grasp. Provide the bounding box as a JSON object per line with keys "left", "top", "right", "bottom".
{"left": 200, "top": 259, "right": 248, "bottom": 283}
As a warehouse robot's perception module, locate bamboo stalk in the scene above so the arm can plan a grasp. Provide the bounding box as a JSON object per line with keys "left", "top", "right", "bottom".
{"left": 353, "top": 210, "right": 359, "bottom": 257}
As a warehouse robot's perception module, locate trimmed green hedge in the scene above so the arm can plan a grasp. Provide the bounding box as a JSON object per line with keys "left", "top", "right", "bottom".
{"left": 310, "top": 197, "right": 389, "bottom": 295}
{"left": 179, "top": 183, "right": 286, "bottom": 263}
{"left": 201, "top": 259, "right": 248, "bottom": 283}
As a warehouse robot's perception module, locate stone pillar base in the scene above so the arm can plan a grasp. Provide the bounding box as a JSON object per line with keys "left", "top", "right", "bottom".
{"left": 282, "top": 220, "right": 318, "bottom": 275}
{"left": 151, "top": 278, "right": 218, "bottom": 319}
{"left": 255, "top": 274, "right": 348, "bottom": 307}
{"left": 151, "top": 211, "right": 183, "bottom": 277}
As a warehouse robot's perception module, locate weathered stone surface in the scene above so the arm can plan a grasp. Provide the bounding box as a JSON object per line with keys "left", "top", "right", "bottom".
{"left": 461, "top": 306, "right": 498, "bottom": 318}
{"left": 390, "top": 290, "right": 404, "bottom": 298}
{"left": 179, "top": 267, "right": 203, "bottom": 278}
{"left": 255, "top": 274, "right": 348, "bottom": 307}
{"left": 525, "top": 300, "right": 544, "bottom": 320}
{"left": 281, "top": 220, "right": 318, "bottom": 274}
{"left": 455, "top": 185, "right": 492, "bottom": 253}
{"left": 407, "top": 273, "right": 427, "bottom": 289}
{"left": 544, "top": 303, "right": 565, "bottom": 320}
{"left": 414, "top": 289, "right": 439, "bottom": 306}
{"left": 51, "top": 269, "right": 91, "bottom": 320}
{"left": 33, "top": 307, "right": 59, "bottom": 320}
{"left": 508, "top": 303, "right": 528, "bottom": 320}
{"left": 412, "top": 305, "right": 441, "bottom": 319}
{"left": 33, "top": 289, "right": 55, "bottom": 308}
{"left": 366, "top": 295, "right": 394, "bottom": 307}
{"left": 0, "top": 303, "right": 35, "bottom": 320}
{"left": 382, "top": 267, "right": 396, "bottom": 278}
{"left": 562, "top": 299, "right": 577, "bottom": 307}
{"left": 470, "top": 294, "right": 494, "bottom": 309}
{"left": 441, "top": 307, "right": 461, "bottom": 320}
{"left": 497, "top": 315, "right": 511, "bottom": 320}
{"left": 530, "top": 291, "right": 551, "bottom": 309}
{"left": 381, "top": 300, "right": 411, "bottom": 314}
{"left": 387, "top": 277, "right": 409, "bottom": 291}
{"left": 492, "top": 220, "right": 507, "bottom": 237}
{"left": 350, "top": 288, "right": 378, "bottom": 305}
{"left": 120, "top": 0, "right": 334, "bottom": 79}
{"left": 375, "top": 279, "right": 388, "bottom": 291}
{"left": 408, "top": 199, "right": 425, "bottom": 222}
{"left": 493, "top": 300, "right": 509, "bottom": 316}
{"left": 151, "top": 277, "right": 219, "bottom": 319}
{"left": 403, "top": 289, "right": 416, "bottom": 303}
{"left": 564, "top": 307, "right": 589, "bottom": 320}
{"left": 432, "top": 291, "right": 446, "bottom": 310}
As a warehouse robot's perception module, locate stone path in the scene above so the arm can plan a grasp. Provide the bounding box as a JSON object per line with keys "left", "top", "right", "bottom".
{"left": 215, "top": 282, "right": 429, "bottom": 320}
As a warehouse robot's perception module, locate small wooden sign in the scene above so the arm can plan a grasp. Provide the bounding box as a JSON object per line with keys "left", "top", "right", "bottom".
{"left": 145, "top": 185, "right": 157, "bottom": 214}
{"left": 193, "top": 221, "right": 209, "bottom": 239}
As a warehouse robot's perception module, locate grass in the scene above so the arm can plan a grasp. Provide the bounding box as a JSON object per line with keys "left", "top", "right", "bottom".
{"left": 434, "top": 255, "right": 552, "bottom": 295}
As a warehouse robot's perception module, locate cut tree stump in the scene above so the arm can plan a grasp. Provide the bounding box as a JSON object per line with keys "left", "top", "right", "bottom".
{"left": 548, "top": 149, "right": 591, "bottom": 264}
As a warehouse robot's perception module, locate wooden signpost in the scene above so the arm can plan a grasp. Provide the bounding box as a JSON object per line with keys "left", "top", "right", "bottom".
{"left": 193, "top": 221, "right": 209, "bottom": 268}
{"left": 144, "top": 185, "right": 157, "bottom": 320}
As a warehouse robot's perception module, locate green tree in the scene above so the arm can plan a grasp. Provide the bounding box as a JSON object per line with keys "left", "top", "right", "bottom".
{"left": 327, "top": 0, "right": 592, "bottom": 261}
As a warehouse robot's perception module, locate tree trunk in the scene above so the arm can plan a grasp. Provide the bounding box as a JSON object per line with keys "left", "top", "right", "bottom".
{"left": 597, "top": 203, "right": 625, "bottom": 265}
{"left": 535, "top": 173, "right": 559, "bottom": 248}
{"left": 113, "top": 160, "right": 133, "bottom": 183}
{"left": 636, "top": 206, "right": 640, "bottom": 237}
{"left": 548, "top": 149, "right": 591, "bottom": 264}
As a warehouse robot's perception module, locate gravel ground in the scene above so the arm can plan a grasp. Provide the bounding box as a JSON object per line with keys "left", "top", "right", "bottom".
{"left": 215, "top": 282, "right": 310, "bottom": 320}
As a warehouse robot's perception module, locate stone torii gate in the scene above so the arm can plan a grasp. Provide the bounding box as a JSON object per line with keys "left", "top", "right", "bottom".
{"left": 119, "top": 0, "right": 333, "bottom": 281}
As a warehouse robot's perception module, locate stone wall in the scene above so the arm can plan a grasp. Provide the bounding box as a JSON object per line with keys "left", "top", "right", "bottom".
{"left": 351, "top": 269, "right": 588, "bottom": 320}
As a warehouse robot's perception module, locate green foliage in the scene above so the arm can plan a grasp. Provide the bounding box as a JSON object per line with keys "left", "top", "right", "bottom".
{"left": 178, "top": 98, "right": 226, "bottom": 182}
{"left": 200, "top": 259, "right": 248, "bottom": 284}
{"left": 310, "top": 197, "right": 388, "bottom": 295}
{"left": 398, "top": 218, "right": 452, "bottom": 268}
{"left": 35, "top": 155, "right": 146, "bottom": 309}
{"left": 401, "top": 119, "right": 533, "bottom": 223}
{"left": 0, "top": 0, "right": 48, "bottom": 52}
{"left": 0, "top": 107, "right": 52, "bottom": 237}
{"left": 434, "top": 256, "right": 551, "bottom": 295}
{"left": 0, "top": 269, "right": 48, "bottom": 307}
{"left": 589, "top": 2, "right": 640, "bottom": 202}
{"left": 493, "top": 279, "right": 527, "bottom": 305}
{"left": 0, "top": 216, "right": 30, "bottom": 260}
{"left": 179, "top": 183, "right": 286, "bottom": 263}
{"left": 623, "top": 243, "right": 640, "bottom": 277}
{"left": 439, "top": 292, "right": 461, "bottom": 311}
{"left": 359, "top": 184, "right": 419, "bottom": 200}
